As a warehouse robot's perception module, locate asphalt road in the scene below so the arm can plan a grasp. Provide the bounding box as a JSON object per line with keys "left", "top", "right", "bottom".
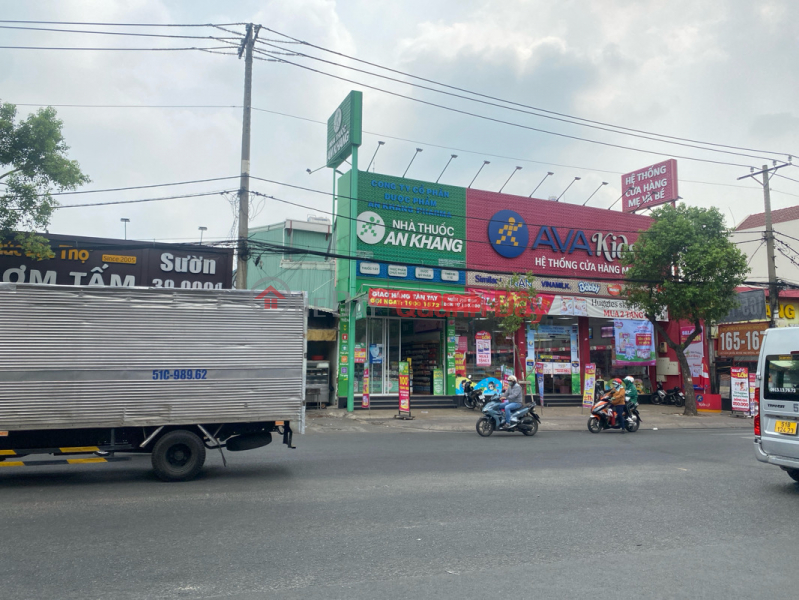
{"left": 1, "top": 426, "right": 797, "bottom": 600}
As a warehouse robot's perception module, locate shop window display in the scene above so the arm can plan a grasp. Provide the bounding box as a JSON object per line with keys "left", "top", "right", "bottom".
{"left": 454, "top": 316, "right": 515, "bottom": 397}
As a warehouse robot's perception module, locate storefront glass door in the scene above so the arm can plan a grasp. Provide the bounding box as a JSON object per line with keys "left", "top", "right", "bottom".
{"left": 358, "top": 316, "right": 444, "bottom": 395}
{"left": 369, "top": 318, "right": 384, "bottom": 394}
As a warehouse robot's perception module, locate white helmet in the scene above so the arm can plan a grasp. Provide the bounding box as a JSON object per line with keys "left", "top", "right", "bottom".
{"left": 507, "top": 375, "right": 518, "bottom": 383}
{"left": 624, "top": 375, "right": 635, "bottom": 383}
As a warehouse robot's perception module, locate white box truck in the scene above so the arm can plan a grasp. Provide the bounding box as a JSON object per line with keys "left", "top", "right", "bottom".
{"left": 0, "top": 284, "right": 306, "bottom": 481}
{"left": 753, "top": 327, "right": 799, "bottom": 483}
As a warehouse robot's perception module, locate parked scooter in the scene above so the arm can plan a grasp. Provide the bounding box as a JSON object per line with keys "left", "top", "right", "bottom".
{"left": 463, "top": 377, "right": 486, "bottom": 410}
{"left": 476, "top": 398, "right": 540, "bottom": 437}
{"left": 653, "top": 382, "right": 685, "bottom": 407}
{"left": 587, "top": 392, "right": 640, "bottom": 433}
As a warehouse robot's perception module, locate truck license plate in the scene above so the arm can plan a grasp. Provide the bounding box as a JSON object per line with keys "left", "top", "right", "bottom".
{"left": 774, "top": 420, "right": 798, "bottom": 435}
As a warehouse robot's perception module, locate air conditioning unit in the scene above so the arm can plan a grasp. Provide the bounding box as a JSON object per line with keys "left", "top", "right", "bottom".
{"left": 658, "top": 342, "right": 668, "bottom": 354}
{"left": 307, "top": 215, "right": 331, "bottom": 224}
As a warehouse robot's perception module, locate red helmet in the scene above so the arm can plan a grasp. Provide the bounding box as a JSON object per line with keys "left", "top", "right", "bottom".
{"left": 612, "top": 378, "right": 624, "bottom": 388}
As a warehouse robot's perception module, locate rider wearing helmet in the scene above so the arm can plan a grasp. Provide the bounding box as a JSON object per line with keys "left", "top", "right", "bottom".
{"left": 610, "top": 378, "right": 627, "bottom": 433}
{"left": 623, "top": 375, "right": 639, "bottom": 408}
{"left": 501, "top": 375, "right": 523, "bottom": 428}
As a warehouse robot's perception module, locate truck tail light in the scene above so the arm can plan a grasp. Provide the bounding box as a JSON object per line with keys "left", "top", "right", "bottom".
{"left": 753, "top": 386, "right": 761, "bottom": 436}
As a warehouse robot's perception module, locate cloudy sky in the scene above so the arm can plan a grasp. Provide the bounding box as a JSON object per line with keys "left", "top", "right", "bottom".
{"left": 2, "top": 0, "right": 798, "bottom": 248}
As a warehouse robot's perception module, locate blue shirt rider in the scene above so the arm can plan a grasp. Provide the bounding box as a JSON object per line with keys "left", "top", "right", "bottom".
{"left": 501, "top": 375, "right": 523, "bottom": 428}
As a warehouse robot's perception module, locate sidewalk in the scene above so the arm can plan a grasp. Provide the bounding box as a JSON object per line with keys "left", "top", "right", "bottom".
{"left": 306, "top": 404, "right": 755, "bottom": 434}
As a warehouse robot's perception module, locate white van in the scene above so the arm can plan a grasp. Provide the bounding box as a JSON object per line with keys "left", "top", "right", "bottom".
{"left": 753, "top": 327, "right": 799, "bottom": 482}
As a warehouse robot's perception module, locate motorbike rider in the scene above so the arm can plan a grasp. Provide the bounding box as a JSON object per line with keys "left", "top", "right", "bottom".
{"left": 500, "top": 375, "right": 523, "bottom": 428}
{"left": 610, "top": 378, "right": 627, "bottom": 432}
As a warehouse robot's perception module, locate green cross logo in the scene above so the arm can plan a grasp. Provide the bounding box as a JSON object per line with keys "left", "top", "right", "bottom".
{"left": 356, "top": 211, "right": 385, "bottom": 245}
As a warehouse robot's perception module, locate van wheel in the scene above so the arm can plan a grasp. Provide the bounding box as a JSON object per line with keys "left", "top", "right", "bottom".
{"left": 151, "top": 430, "right": 206, "bottom": 482}
{"left": 787, "top": 469, "right": 799, "bottom": 483}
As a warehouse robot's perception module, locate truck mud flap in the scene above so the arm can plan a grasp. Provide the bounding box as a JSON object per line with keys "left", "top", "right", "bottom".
{"left": 283, "top": 424, "right": 295, "bottom": 449}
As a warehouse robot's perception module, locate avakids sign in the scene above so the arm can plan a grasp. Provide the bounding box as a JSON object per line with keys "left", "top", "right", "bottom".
{"left": 467, "top": 189, "right": 652, "bottom": 280}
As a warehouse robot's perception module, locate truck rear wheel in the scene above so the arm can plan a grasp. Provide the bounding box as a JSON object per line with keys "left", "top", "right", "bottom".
{"left": 151, "top": 430, "right": 206, "bottom": 482}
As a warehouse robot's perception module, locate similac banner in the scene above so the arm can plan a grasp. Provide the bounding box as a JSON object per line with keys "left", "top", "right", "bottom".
{"left": 583, "top": 363, "right": 597, "bottom": 408}
{"left": 613, "top": 320, "right": 656, "bottom": 366}
{"left": 680, "top": 326, "right": 704, "bottom": 380}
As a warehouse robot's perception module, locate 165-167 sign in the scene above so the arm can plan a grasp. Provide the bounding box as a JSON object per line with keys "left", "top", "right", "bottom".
{"left": 717, "top": 322, "right": 769, "bottom": 357}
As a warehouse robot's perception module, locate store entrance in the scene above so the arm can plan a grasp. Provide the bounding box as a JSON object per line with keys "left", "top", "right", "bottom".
{"left": 354, "top": 316, "right": 444, "bottom": 396}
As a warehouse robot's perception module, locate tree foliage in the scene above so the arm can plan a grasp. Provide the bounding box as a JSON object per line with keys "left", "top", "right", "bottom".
{"left": 621, "top": 203, "right": 749, "bottom": 414}
{"left": 0, "top": 102, "right": 90, "bottom": 259}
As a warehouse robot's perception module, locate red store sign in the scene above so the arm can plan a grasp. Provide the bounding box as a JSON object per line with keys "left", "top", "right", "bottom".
{"left": 466, "top": 190, "right": 652, "bottom": 281}
{"left": 621, "top": 159, "right": 679, "bottom": 213}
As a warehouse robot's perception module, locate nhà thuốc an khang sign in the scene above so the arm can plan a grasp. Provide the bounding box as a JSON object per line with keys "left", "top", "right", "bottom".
{"left": 326, "top": 91, "right": 362, "bottom": 169}
{"left": 355, "top": 171, "right": 466, "bottom": 268}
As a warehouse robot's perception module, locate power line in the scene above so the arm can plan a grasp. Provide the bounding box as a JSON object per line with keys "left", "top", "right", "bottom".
{"left": 0, "top": 24, "right": 240, "bottom": 41}
{"left": 253, "top": 46, "right": 758, "bottom": 169}
{"left": 10, "top": 101, "right": 797, "bottom": 196}
{"left": 258, "top": 25, "right": 795, "bottom": 161}
{"left": 0, "top": 45, "right": 234, "bottom": 51}
{"left": 254, "top": 37, "right": 776, "bottom": 164}
{"left": 0, "top": 20, "right": 245, "bottom": 27}
{"left": 54, "top": 189, "right": 236, "bottom": 208}
{"left": 47, "top": 176, "right": 240, "bottom": 196}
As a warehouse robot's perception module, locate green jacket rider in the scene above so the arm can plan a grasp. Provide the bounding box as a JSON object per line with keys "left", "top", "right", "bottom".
{"left": 623, "top": 376, "right": 639, "bottom": 406}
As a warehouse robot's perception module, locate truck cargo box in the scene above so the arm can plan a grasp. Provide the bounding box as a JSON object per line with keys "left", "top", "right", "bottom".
{"left": 0, "top": 284, "right": 306, "bottom": 431}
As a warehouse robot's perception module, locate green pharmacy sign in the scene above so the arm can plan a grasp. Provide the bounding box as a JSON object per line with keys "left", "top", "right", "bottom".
{"left": 326, "top": 91, "right": 363, "bottom": 169}
{"left": 355, "top": 171, "right": 466, "bottom": 268}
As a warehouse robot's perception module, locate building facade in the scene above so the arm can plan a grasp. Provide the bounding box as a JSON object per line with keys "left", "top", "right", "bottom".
{"left": 333, "top": 170, "right": 699, "bottom": 407}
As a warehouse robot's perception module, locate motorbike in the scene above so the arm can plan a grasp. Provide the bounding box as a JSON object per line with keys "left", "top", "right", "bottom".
{"left": 652, "top": 382, "right": 685, "bottom": 407}
{"left": 587, "top": 392, "right": 641, "bottom": 433}
{"left": 476, "top": 398, "right": 540, "bottom": 437}
{"left": 463, "top": 378, "right": 486, "bottom": 410}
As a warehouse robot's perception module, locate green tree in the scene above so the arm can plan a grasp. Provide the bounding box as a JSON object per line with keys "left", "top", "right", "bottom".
{"left": 621, "top": 204, "right": 748, "bottom": 415}
{"left": 1, "top": 102, "right": 90, "bottom": 259}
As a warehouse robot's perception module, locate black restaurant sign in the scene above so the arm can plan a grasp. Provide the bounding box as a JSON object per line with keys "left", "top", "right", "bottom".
{"left": 0, "top": 233, "right": 233, "bottom": 289}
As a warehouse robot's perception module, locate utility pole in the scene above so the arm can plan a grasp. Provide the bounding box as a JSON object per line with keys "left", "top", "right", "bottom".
{"left": 738, "top": 162, "right": 791, "bottom": 327}
{"left": 235, "top": 23, "right": 261, "bottom": 289}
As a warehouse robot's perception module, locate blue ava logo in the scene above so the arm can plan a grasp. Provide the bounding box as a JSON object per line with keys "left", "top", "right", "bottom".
{"left": 488, "top": 210, "right": 529, "bottom": 258}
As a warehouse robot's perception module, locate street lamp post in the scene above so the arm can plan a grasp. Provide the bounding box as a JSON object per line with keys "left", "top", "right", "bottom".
{"left": 120, "top": 218, "right": 130, "bottom": 240}
{"left": 199, "top": 226, "right": 207, "bottom": 244}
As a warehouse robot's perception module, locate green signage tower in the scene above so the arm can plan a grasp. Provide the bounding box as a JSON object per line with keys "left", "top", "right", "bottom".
{"left": 327, "top": 91, "right": 363, "bottom": 412}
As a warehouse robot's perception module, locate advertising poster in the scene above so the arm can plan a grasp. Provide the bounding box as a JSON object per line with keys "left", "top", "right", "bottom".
{"left": 583, "top": 363, "right": 597, "bottom": 408}
{"left": 433, "top": 369, "right": 445, "bottom": 396}
{"left": 398, "top": 361, "right": 410, "bottom": 414}
{"left": 446, "top": 320, "right": 457, "bottom": 394}
{"left": 680, "top": 326, "right": 704, "bottom": 379}
{"left": 749, "top": 372, "right": 757, "bottom": 416}
{"left": 571, "top": 361, "right": 581, "bottom": 394}
{"left": 369, "top": 343, "right": 383, "bottom": 364}
{"left": 361, "top": 367, "right": 370, "bottom": 409}
{"left": 731, "top": 367, "right": 750, "bottom": 412}
{"left": 354, "top": 344, "right": 366, "bottom": 364}
{"left": 538, "top": 373, "right": 545, "bottom": 407}
{"left": 614, "top": 320, "right": 656, "bottom": 366}
{"left": 476, "top": 331, "right": 492, "bottom": 366}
